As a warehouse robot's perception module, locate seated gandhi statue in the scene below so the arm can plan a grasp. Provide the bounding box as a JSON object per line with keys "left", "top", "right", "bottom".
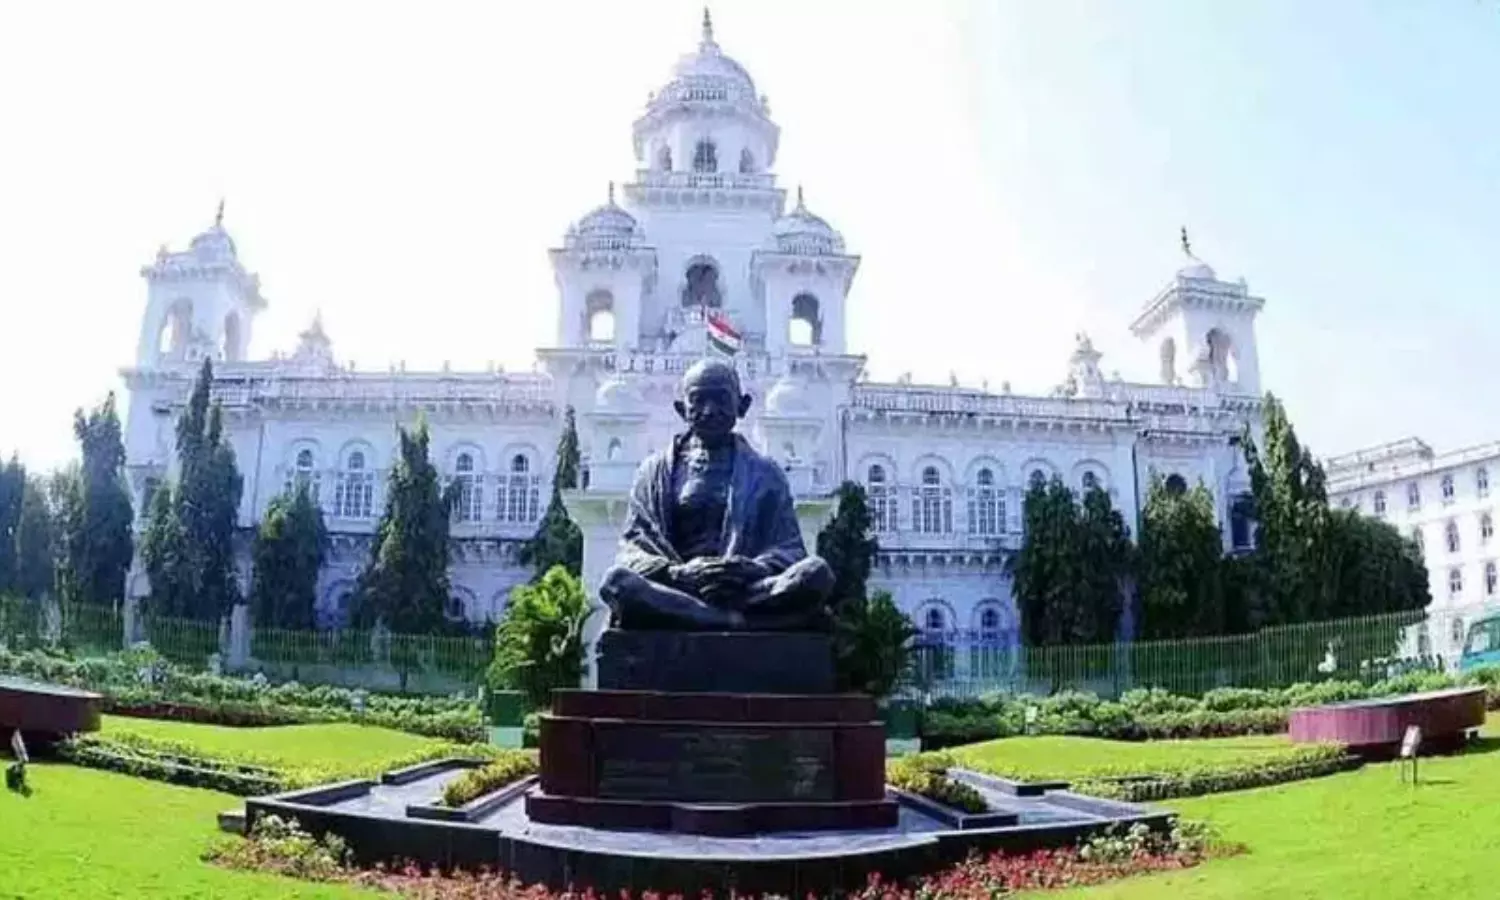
{"left": 599, "top": 359, "right": 835, "bottom": 631}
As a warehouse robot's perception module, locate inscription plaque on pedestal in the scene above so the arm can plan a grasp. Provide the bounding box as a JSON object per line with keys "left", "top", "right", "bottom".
{"left": 595, "top": 724, "right": 835, "bottom": 802}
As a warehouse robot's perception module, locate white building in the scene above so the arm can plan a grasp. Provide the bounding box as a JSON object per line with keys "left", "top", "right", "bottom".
{"left": 1326, "top": 438, "right": 1500, "bottom": 659}
{"left": 121, "top": 13, "right": 1266, "bottom": 650}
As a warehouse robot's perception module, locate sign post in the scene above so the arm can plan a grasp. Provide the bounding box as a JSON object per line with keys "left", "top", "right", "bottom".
{"left": 1399, "top": 725, "right": 1422, "bottom": 785}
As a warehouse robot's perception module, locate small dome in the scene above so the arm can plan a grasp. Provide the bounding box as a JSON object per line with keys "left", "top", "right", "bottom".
{"left": 771, "top": 188, "right": 845, "bottom": 256}
{"left": 1178, "top": 258, "right": 1217, "bottom": 280}
{"left": 763, "top": 374, "right": 811, "bottom": 415}
{"left": 594, "top": 376, "right": 642, "bottom": 413}
{"left": 190, "top": 224, "right": 237, "bottom": 262}
{"left": 567, "top": 184, "right": 642, "bottom": 251}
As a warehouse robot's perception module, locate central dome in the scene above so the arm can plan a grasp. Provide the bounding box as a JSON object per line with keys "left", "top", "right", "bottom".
{"left": 652, "top": 10, "right": 761, "bottom": 109}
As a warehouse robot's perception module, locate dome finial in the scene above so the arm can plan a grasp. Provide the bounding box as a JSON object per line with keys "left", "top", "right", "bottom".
{"left": 215, "top": 197, "right": 225, "bottom": 229}
{"left": 701, "top": 7, "right": 715, "bottom": 46}
{"left": 795, "top": 185, "right": 805, "bottom": 210}
{"left": 608, "top": 181, "right": 615, "bottom": 205}
{"left": 1180, "top": 225, "right": 1193, "bottom": 259}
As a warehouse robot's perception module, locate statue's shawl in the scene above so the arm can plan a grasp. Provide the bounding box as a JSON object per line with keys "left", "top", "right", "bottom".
{"left": 616, "top": 433, "right": 807, "bottom": 580}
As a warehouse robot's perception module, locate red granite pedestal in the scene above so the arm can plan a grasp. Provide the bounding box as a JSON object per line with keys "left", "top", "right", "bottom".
{"left": 525, "top": 631, "right": 899, "bottom": 836}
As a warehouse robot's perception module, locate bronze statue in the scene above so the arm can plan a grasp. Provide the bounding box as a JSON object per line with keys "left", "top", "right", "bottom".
{"left": 600, "top": 359, "right": 834, "bottom": 631}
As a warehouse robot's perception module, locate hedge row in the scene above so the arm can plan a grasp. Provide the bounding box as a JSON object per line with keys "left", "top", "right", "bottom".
{"left": 887, "top": 753, "right": 988, "bottom": 813}
{"left": 0, "top": 646, "right": 485, "bottom": 742}
{"left": 439, "top": 755, "right": 538, "bottom": 808}
{"left": 61, "top": 731, "right": 512, "bottom": 796}
{"left": 1076, "top": 751, "right": 1360, "bottom": 803}
{"left": 921, "top": 668, "right": 1500, "bottom": 748}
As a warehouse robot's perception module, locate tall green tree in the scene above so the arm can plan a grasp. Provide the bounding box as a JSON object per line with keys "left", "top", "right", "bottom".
{"left": 489, "top": 565, "right": 590, "bottom": 709}
{"left": 816, "top": 481, "right": 902, "bottom": 692}
{"left": 520, "top": 407, "right": 583, "bottom": 580}
{"left": 141, "top": 360, "right": 244, "bottom": 620}
{"left": 1010, "top": 476, "right": 1083, "bottom": 647}
{"left": 1075, "top": 485, "right": 1134, "bottom": 643}
{"left": 68, "top": 394, "right": 136, "bottom": 607}
{"left": 14, "top": 475, "right": 57, "bottom": 599}
{"left": 249, "top": 484, "right": 329, "bottom": 630}
{"left": 354, "top": 421, "right": 453, "bottom": 634}
{"left": 0, "top": 454, "right": 26, "bottom": 594}
{"left": 1322, "top": 508, "right": 1429, "bottom": 620}
{"left": 1138, "top": 476, "right": 1229, "bottom": 639}
{"left": 49, "top": 466, "right": 86, "bottom": 607}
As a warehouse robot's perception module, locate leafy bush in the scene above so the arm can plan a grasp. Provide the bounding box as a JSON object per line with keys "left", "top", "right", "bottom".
{"left": 887, "top": 753, "right": 988, "bottom": 814}
{"left": 205, "top": 814, "right": 350, "bottom": 882}
{"left": 1076, "top": 748, "right": 1356, "bottom": 802}
{"left": 438, "top": 753, "right": 538, "bottom": 808}
{"left": 487, "top": 567, "right": 588, "bottom": 711}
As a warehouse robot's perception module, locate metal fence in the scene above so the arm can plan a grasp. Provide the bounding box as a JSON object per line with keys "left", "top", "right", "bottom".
{"left": 903, "top": 607, "right": 1466, "bottom": 700}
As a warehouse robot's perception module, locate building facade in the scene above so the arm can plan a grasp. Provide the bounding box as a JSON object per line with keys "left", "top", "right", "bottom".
{"left": 120, "top": 14, "right": 1267, "bottom": 649}
{"left": 1326, "top": 438, "right": 1500, "bottom": 659}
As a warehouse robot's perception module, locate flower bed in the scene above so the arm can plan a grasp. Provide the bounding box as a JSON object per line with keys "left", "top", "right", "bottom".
{"left": 438, "top": 754, "right": 539, "bottom": 808}
{"left": 887, "top": 753, "right": 988, "bottom": 813}
{"left": 209, "top": 815, "right": 1229, "bottom": 898}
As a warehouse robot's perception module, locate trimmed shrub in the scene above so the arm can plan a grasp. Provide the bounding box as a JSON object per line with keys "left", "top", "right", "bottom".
{"left": 887, "top": 753, "right": 988, "bottom": 813}
{"left": 438, "top": 754, "right": 538, "bottom": 808}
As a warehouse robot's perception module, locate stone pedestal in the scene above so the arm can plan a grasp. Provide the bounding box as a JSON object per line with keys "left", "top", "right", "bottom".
{"left": 526, "top": 631, "right": 899, "bottom": 836}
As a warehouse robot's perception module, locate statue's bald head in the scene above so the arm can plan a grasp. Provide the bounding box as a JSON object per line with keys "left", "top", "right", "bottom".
{"left": 675, "top": 358, "right": 751, "bottom": 441}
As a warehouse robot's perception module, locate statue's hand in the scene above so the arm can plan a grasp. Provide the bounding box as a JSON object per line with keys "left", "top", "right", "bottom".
{"left": 667, "top": 557, "right": 718, "bottom": 594}
{"left": 716, "top": 555, "right": 773, "bottom": 584}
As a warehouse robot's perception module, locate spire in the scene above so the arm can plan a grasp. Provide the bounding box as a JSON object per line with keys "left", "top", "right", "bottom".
{"left": 1180, "top": 225, "right": 1192, "bottom": 259}
{"left": 795, "top": 185, "right": 805, "bottom": 210}
{"left": 215, "top": 198, "right": 226, "bottom": 229}
{"left": 607, "top": 181, "right": 616, "bottom": 205}
{"left": 701, "top": 7, "right": 716, "bottom": 47}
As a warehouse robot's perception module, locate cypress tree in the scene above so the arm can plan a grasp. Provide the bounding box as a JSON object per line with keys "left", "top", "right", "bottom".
{"left": 520, "top": 407, "right": 583, "bottom": 580}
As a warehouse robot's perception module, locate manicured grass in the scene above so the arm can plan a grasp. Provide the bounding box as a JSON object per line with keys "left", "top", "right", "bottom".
{"left": 952, "top": 733, "right": 1306, "bottom": 781}
{"left": 101, "top": 715, "right": 446, "bottom": 770}
{"left": 0, "top": 762, "right": 374, "bottom": 899}
{"left": 1057, "top": 737, "right": 1500, "bottom": 899}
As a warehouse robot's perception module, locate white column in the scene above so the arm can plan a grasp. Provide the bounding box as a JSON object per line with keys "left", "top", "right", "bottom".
{"left": 561, "top": 490, "right": 631, "bottom": 689}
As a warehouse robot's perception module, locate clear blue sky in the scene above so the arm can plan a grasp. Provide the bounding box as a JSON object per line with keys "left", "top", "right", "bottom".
{"left": 0, "top": 1, "right": 1495, "bottom": 469}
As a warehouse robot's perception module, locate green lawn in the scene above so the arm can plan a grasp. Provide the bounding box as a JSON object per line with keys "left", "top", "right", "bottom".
{"left": 1057, "top": 738, "right": 1500, "bottom": 899}
{"left": 100, "top": 715, "right": 446, "bottom": 770}
{"left": 0, "top": 762, "right": 373, "bottom": 899}
{"left": 951, "top": 733, "right": 1306, "bottom": 781}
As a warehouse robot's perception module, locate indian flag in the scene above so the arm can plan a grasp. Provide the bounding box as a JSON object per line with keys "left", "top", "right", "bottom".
{"left": 706, "top": 311, "right": 742, "bottom": 355}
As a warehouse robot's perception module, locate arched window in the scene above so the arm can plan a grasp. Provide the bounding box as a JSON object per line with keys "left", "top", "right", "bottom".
{"left": 979, "top": 607, "right": 1001, "bottom": 633}
{"left": 1407, "top": 481, "right": 1421, "bottom": 510}
{"left": 968, "top": 468, "right": 1001, "bottom": 536}
{"left": 1230, "top": 493, "right": 1255, "bottom": 550}
{"left": 498, "top": 454, "right": 541, "bottom": 524}
{"left": 681, "top": 261, "right": 722, "bottom": 309}
{"left": 585, "top": 290, "right": 615, "bottom": 343}
{"left": 334, "top": 449, "right": 374, "bottom": 519}
{"left": 452, "top": 453, "right": 481, "bottom": 523}
{"left": 914, "top": 466, "right": 952, "bottom": 535}
{"left": 445, "top": 593, "right": 467, "bottom": 622}
{"left": 222, "top": 313, "right": 242, "bottom": 362}
{"left": 656, "top": 145, "right": 672, "bottom": 172}
{"left": 1028, "top": 469, "right": 1047, "bottom": 491}
{"left": 738, "top": 148, "right": 755, "bottom": 174}
{"left": 1487, "top": 562, "right": 1498, "bottom": 597}
{"left": 1081, "top": 471, "right": 1099, "bottom": 492}
{"left": 1442, "top": 474, "right": 1456, "bottom": 503}
{"left": 867, "top": 464, "right": 894, "bottom": 532}
{"left": 1412, "top": 527, "right": 1425, "bottom": 553}
{"left": 1479, "top": 467, "right": 1491, "bottom": 499}
{"left": 789, "top": 293, "right": 822, "bottom": 347}
{"left": 287, "top": 448, "right": 321, "bottom": 503}
{"left": 606, "top": 438, "right": 623, "bottom": 461}
{"left": 1159, "top": 337, "right": 1176, "bottom": 384}
{"left": 1165, "top": 473, "right": 1188, "bottom": 496}
{"left": 1449, "top": 566, "right": 1464, "bottom": 597}
{"left": 924, "top": 607, "right": 946, "bottom": 632}
{"left": 1446, "top": 520, "right": 1461, "bottom": 554}
{"left": 160, "top": 298, "right": 194, "bottom": 359}
{"left": 1373, "top": 491, "right": 1387, "bottom": 516}
{"left": 692, "top": 139, "right": 717, "bottom": 173}
{"left": 1205, "top": 329, "right": 1238, "bottom": 382}
{"left": 1483, "top": 514, "right": 1494, "bottom": 543}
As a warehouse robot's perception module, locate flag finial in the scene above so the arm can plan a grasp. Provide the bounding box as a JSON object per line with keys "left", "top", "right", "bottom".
{"left": 701, "top": 7, "right": 716, "bottom": 46}
{"left": 795, "top": 185, "right": 805, "bottom": 209}
{"left": 607, "top": 181, "right": 615, "bottom": 205}
{"left": 1180, "top": 225, "right": 1192, "bottom": 258}
{"left": 215, "top": 198, "right": 225, "bottom": 229}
